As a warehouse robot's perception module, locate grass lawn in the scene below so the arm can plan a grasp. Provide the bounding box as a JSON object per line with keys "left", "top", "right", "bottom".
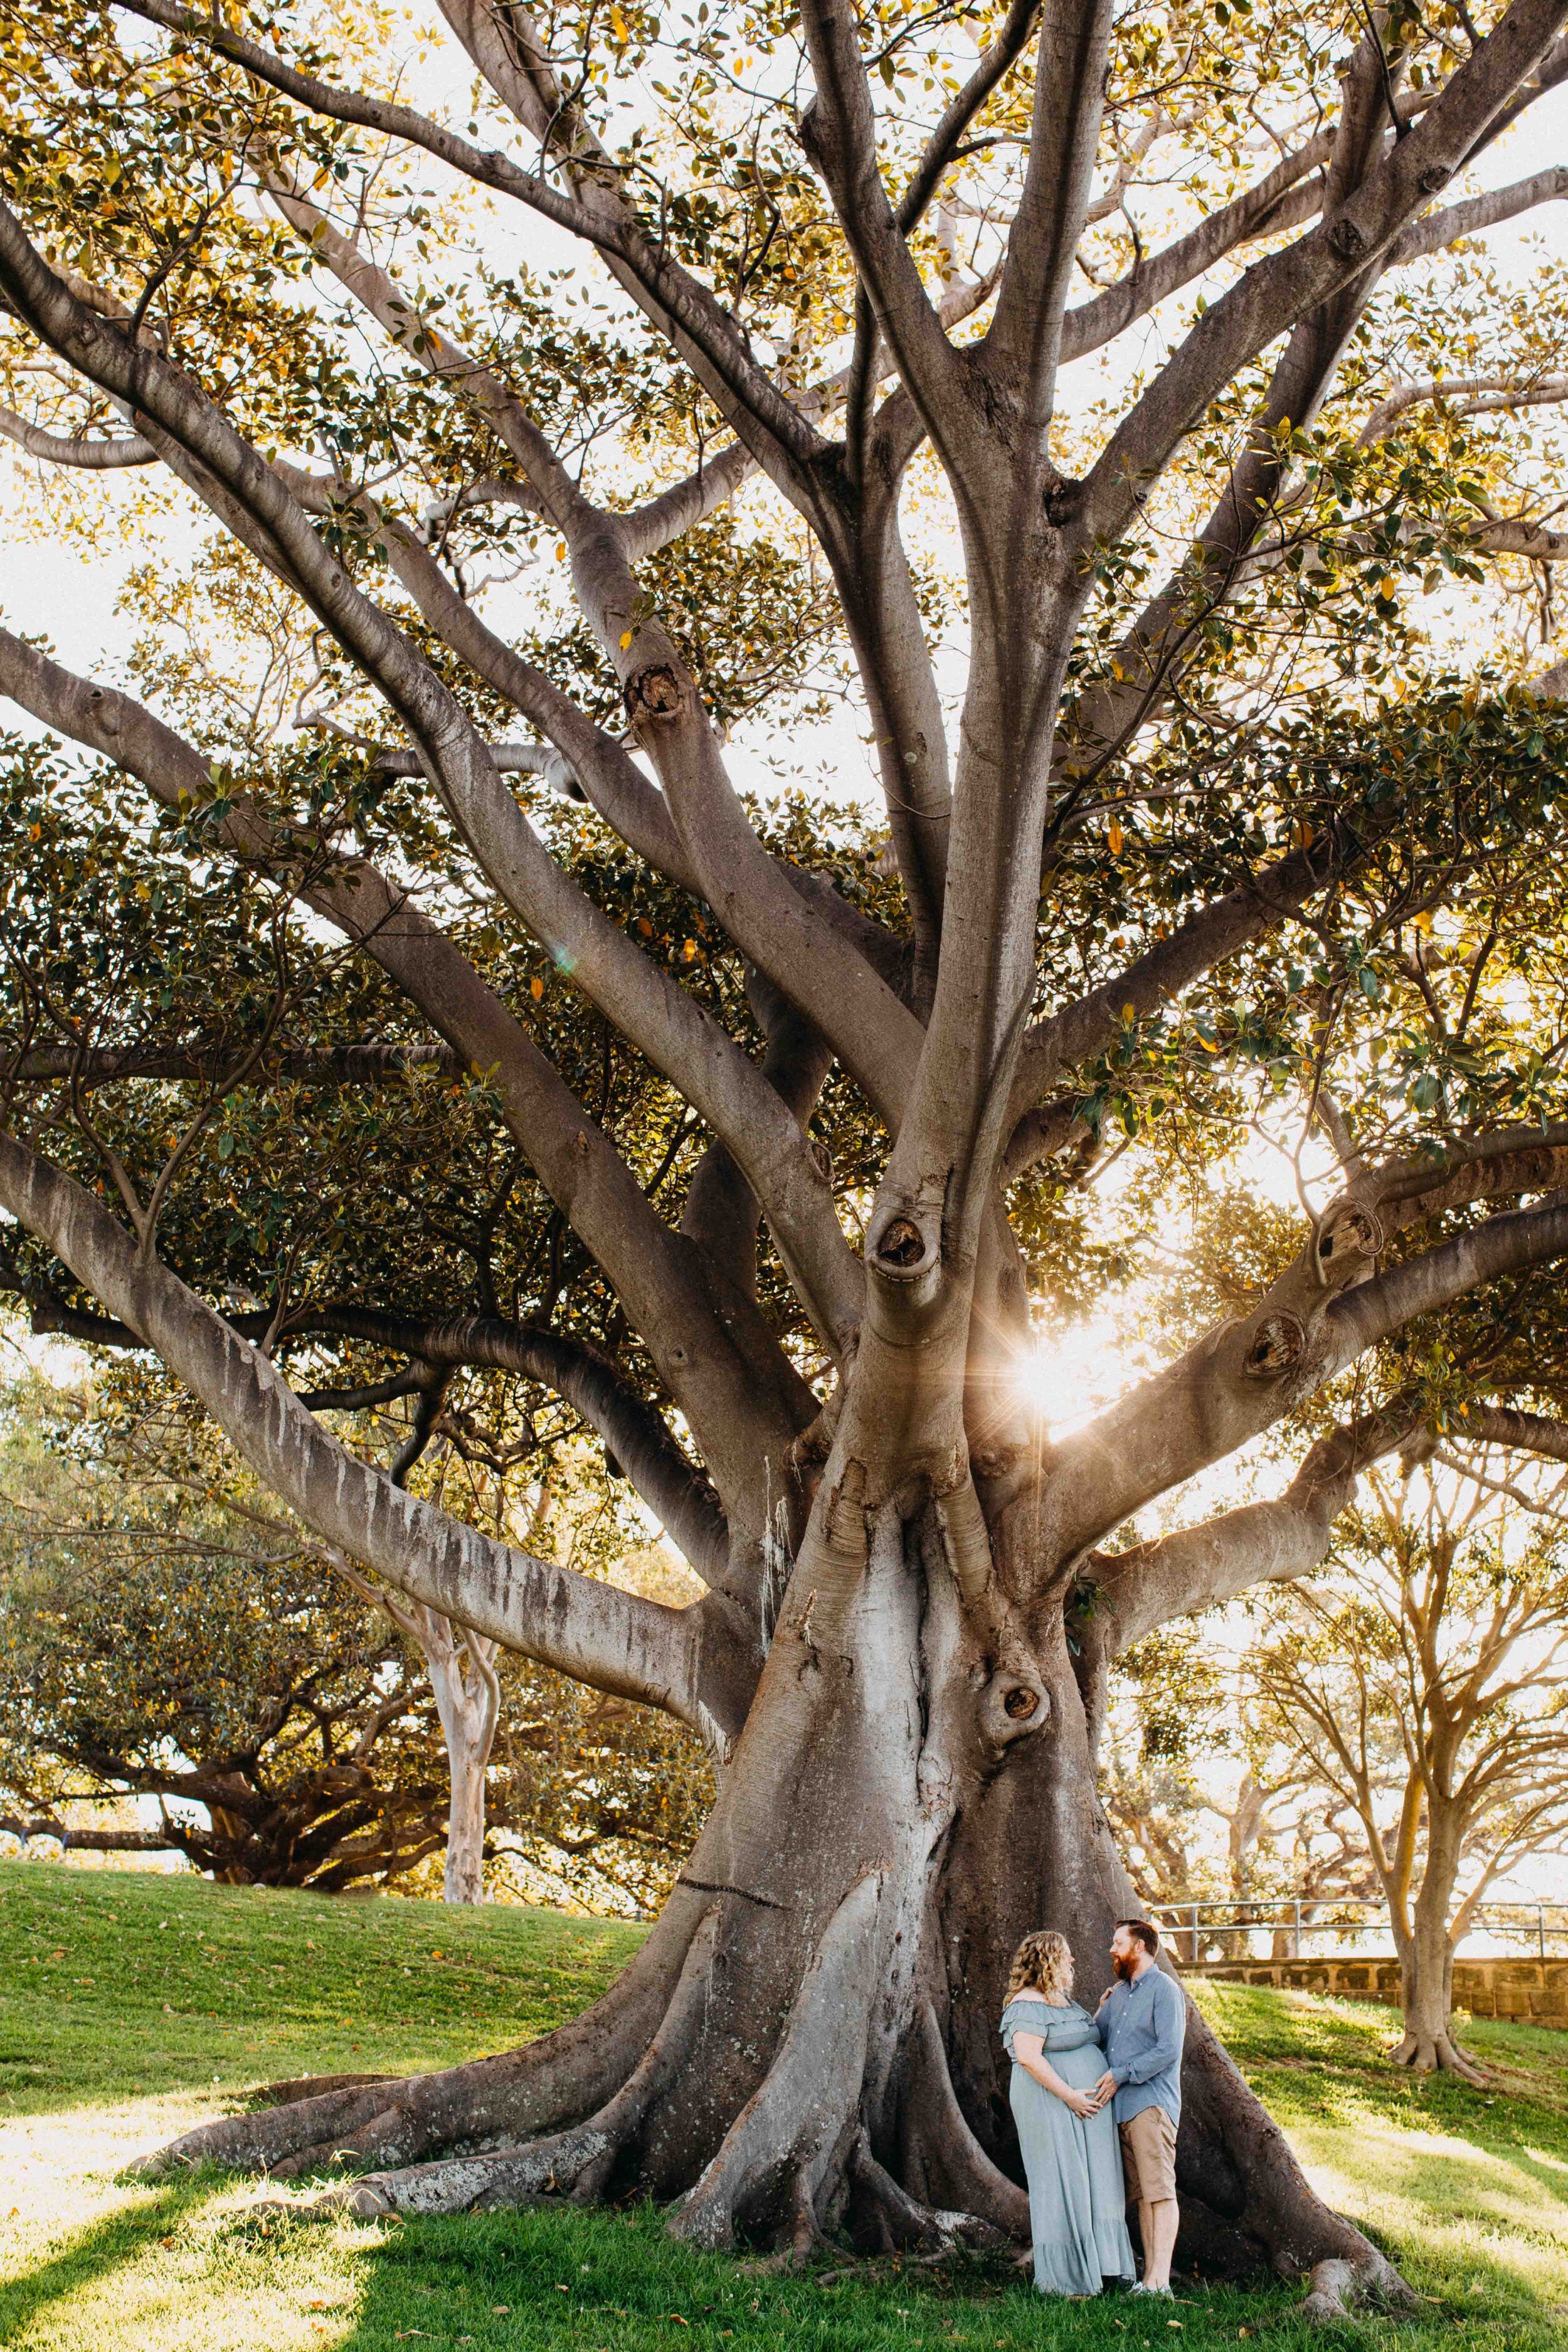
{"left": 2, "top": 1862, "right": 1567, "bottom": 2351}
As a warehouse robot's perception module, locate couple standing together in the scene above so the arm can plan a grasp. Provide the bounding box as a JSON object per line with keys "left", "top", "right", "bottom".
{"left": 1000, "top": 1917, "right": 1185, "bottom": 2300}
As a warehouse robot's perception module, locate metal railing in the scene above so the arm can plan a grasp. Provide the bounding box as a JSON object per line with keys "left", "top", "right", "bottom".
{"left": 1148, "top": 1897, "right": 1568, "bottom": 1966}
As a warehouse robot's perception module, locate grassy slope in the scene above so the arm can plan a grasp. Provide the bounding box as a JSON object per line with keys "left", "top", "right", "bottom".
{"left": 1, "top": 1862, "right": 1565, "bottom": 2352}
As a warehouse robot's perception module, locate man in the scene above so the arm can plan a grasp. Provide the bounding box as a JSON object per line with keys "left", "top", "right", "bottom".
{"left": 1093, "top": 1917, "right": 1185, "bottom": 2297}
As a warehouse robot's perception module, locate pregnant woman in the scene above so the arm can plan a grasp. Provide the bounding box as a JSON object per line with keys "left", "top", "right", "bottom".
{"left": 1000, "top": 1928, "right": 1136, "bottom": 2298}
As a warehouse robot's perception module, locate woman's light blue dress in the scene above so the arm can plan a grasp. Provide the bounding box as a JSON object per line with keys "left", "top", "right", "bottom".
{"left": 1000, "top": 1994, "right": 1136, "bottom": 2297}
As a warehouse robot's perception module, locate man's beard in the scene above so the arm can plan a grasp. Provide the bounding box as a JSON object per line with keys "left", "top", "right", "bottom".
{"left": 1111, "top": 1951, "right": 1136, "bottom": 1983}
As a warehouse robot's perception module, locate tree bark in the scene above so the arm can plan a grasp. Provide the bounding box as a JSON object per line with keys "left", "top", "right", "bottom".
{"left": 1391, "top": 1897, "right": 1488, "bottom": 2082}
{"left": 144, "top": 1488, "right": 1407, "bottom": 2316}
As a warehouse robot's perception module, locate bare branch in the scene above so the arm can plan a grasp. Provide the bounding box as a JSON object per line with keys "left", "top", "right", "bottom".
{"left": 985, "top": 0, "right": 1115, "bottom": 422}
{"left": 1094, "top": 1409, "right": 1415, "bottom": 1654}
{"left": 0, "top": 404, "right": 154, "bottom": 467}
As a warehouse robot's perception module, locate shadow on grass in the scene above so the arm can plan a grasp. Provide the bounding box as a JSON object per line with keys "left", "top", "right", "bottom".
{"left": 0, "top": 2182, "right": 199, "bottom": 2341}
{"left": 9, "top": 2176, "right": 1562, "bottom": 2352}
{"left": 310, "top": 2198, "right": 1547, "bottom": 2352}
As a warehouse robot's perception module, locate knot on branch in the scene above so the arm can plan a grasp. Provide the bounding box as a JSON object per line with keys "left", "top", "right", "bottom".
{"left": 1327, "top": 216, "right": 1367, "bottom": 262}
{"left": 807, "top": 1135, "right": 832, "bottom": 1184}
{"left": 978, "top": 1668, "right": 1050, "bottom": 1752}
{"left": 869, "top": 1223, "right": 931, "bottom": 1279}
{"left": 1242, "top": 1310, "right": 1306, "bottom": 1380}
{"left": 794, "top": 97, "right": 827, "bottom": 171}
{"left": 1043, "top": 477, "right": 1081, "bottom": 529}
{"left": 1315, "top": 1200, "right": 1384, "bottom": 1281}
{"left": 624, "top": 665, "right": 683, "bottom": 724}
{"left": 1417, "top": 166, "right": 1452, "bottom": 196}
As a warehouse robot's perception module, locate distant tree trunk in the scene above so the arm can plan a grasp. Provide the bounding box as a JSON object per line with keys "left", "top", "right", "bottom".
{"left": 332, "top": 1558, "right": 504, "bottom": 1904}
{"left": 421, "top": 1616, "right": 502, "bottom": 1905}
{"left": 1390, "top": 1860, "right": 1486, "bottom": 2082}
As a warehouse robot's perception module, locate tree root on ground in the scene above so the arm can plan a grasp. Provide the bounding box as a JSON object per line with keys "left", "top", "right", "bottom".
{"left": 1297, "top": 2249, "right": 1421, "bottom": 2324}
{"left": 896, "top": 2001, "right": 1030, "bottom": 2240}
{"left": 1389, "top": 2028, "right": 1491, "bottom": 2085}
{"left": 290, "top": 1907, "right": 723, "bottom": 2218}
{"left": 669, "top": 1872, "right": 884, "bottom": 2252}
{"left": 136, "top": 1890, "right": 706, "bottom": 2184}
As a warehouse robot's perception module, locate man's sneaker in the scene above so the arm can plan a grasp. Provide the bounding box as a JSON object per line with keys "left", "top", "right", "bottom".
{"left": 1130, "top": 2282, "right": 1173, "bottom": 2297}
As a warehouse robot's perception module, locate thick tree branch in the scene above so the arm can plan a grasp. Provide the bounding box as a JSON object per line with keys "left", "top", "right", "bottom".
{"left": 262, "top": 183, "right": 919, "bottom": 1123}
{"left": 984, "top": 0, "right": 1114, "bottom": 422}
{"left": 1461, "top": 1404, "right": 1568, "bottom": 1462}
{"left": 1044, "top": 1191, "right": 1568, "bottom": 1566}
{"left": 0, "top": 625, "right": 811, "bottom": 1539}
{"left": 11, "top": 1273, "right": 731, "bottom": 1586}
{"left": 0, "top": 1128, "right": 746, "bottom": 1738}
{"left": 795, "top": 0, "right": 968, "bottom": 445}
{"left": 1092, "top": 1409, "right": 1416, "bottom": 1655}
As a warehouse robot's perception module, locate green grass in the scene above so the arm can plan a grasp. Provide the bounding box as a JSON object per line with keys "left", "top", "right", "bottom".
{"left": 3, "top": 1861, "right": 1568, "bottom": 2351}
{"left": 0, "top": 1857, "right": 644, "bottom": 2112}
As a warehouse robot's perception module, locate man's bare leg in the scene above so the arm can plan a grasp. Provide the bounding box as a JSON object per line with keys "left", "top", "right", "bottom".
{"left": 1140, "top": 2195, "right": 1179, "bottom": 2291}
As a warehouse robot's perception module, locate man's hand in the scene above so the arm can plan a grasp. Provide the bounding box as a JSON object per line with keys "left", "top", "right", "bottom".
{"left": 1091, "top": 2072, "right": 1117, "bottom": 2110}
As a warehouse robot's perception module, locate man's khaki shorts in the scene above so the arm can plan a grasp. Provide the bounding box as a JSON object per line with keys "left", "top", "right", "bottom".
{"left": 1120, "top": 2105, "right": 1178, "bottom": 2203}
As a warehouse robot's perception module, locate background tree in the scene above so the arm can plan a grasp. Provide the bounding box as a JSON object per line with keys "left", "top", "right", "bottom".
{"left": 1101, "top": 1628, "right": 1382, "bottom": 1960}
{"left": 0, "top": 1372, "right": 450, "bottom": 1887}
{"left": 1249, "top": 1449, "right": 1568, "bottom": 2079}
{"left": 8, "top": 0, "right": 1568, "bottom": 2314}
{"left": 0, "top": 1371, "right": 712, "bottom": 1904}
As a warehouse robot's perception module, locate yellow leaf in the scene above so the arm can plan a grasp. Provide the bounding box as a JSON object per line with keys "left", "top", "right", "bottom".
{"left": 1108, "top": 818, "right": 1123, "bottom": 854}
{"left": 529, "top": 975, "right": 544, "bottom": 1000}
{"left": 555, "top": 541, "right": 566, "bottom": 561}
{"left": 610, "top": 4, "right": 627, "bottom": 34}
{"left": 1414, "top": 909, "right": 1433, "bottom": 934}
{"left": 620, "top": 629, "right": 633, "bottom": 649}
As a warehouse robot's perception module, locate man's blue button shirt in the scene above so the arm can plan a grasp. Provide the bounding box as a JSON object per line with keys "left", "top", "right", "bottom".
{"left": 1096, "top": 1966, "right": 1185, "bottom": 2126}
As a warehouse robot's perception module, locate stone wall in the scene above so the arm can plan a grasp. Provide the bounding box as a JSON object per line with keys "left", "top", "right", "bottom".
{"left": 1192, "top": 1954, "right": 1568, "bottom": 2027}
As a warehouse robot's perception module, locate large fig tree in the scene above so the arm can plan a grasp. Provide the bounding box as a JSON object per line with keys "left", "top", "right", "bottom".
{"left": 8, "top": 0, "right": 1568, "bottom": 2315}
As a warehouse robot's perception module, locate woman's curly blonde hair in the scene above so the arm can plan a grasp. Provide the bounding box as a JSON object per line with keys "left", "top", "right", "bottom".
{"left": 1007, "top": 1927, "right": 1074, "bottom": 2003}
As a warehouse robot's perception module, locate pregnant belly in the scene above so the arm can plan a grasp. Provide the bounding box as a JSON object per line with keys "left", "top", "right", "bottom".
{"left": 1045, "top": 2040, "right": 1104, "bottom": 2087}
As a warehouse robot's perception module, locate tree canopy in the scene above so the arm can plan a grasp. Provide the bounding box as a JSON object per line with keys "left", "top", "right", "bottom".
{"left": 8, "top": 0, "right": 1568, "bottom": 2311}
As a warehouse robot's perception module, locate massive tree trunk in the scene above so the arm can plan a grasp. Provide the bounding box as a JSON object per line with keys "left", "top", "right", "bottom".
{"left": 11, "top": 0, "right": 1568, "bottom": 2329}
{"left": 146, "top": 1491, "right": 1406, "bottom": 2318}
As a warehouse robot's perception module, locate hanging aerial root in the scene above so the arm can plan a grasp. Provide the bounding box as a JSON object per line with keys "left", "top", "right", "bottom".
{"left": 138, "top": 1889, "right": 707, "bottom": 2182}
{"left": 669, "top": 1872, "right": 885, "bottom": 2254}
{"left": 280, "top": 1909, "right": 724, "bottom": 2218}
